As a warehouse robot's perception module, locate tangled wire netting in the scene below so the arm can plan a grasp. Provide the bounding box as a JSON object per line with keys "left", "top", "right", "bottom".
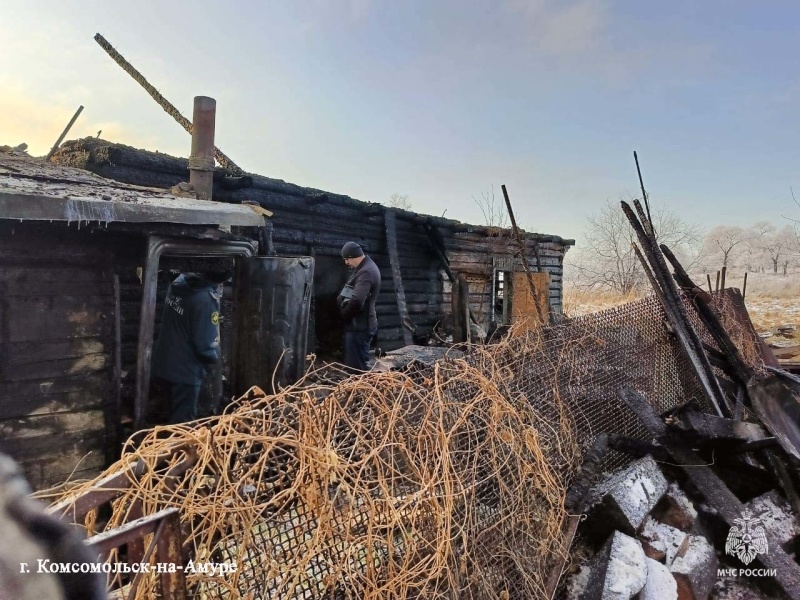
{"left": 51, "top": 289, "right": 766, "bottom": 600}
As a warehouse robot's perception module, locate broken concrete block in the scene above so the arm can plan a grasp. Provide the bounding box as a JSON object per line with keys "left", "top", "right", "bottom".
{"left": 744, "top": 489, "right": 800, "bottom": 551}
{"left": 581, "top": 531, "right": 647, "bottom": 600}
{"left": 639, "top": 516, "right": 687, "bottom": 567}
{"left": 587, "top": 456, "right": 669, "bottom": 534}
{"left": 641, "top": 544, "right": 666, "bottom": 562}
{"left": 566, "top": 564, "right": 592, "bottom": 600}
{"left": 654, "top": 482, "right": 698, "bottom": 533}
{"left": 641, "top": 557, "right": 677, "bottom": 600}
{"left": 670, "top": 535, "right": 718, "bottom": 600}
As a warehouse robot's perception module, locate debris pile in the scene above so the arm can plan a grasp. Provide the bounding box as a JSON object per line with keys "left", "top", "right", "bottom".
{"left": 565, "top": 454, "right": 800, "bottom": 600}
{"left": 48, "top": 197, "right": 800, "bottom": 599}
{"left": 558, "top": 199, "right": 800, "bottom": 600}
{"left": 53, "top": 337, "right": 584, "bottom": 600}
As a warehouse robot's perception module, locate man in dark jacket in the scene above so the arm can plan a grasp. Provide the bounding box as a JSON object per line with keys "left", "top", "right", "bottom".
{"left": 152, "top": 270, "right": 230, "bottom": 423}
{"left": 337, "top": 242, "right": 381, "bottom": 371}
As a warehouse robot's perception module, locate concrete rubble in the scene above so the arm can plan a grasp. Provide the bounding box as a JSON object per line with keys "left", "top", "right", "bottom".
{"left": 586, "top": 455, "right": 669, "bottom": 535}
{"left": 580, "top": 531, "right": 647, "bottom": 600}
{"left": 744, "top": 489, "right": 800, "bottom": 551}
{"left": 641, "top": 557, "right": 678, "bottom": 600}
{"left": 564, "top": 454, "right": 800, "bottom": 600}
{"left": 670, "top": 535, "right": 718, "bottom": 600}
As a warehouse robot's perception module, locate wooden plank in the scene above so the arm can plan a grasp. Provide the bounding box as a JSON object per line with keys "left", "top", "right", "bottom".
{"left": 25, "top": 448, "right": 107, "bottom": 488}
{"left": 40, "top": 466, "right": 106, "bottom": 490}
{"left": 8, "top": 338, "right": 106, "bottom": 365}
{"left": 3, "top": 352, "right": 110, "bottom": 382}
{"left": 0, "top": 410, "right": 105, "bottom": 439}
{"left": 673, "top": 408, "right": 768, "bottom": 442}
{"left": 379, "top": 280, "right": 440, "bottom": 294}
{"left": 0, "top": 372, "right": 110, "bottom": 402}
{"left": 2, "top": 428, "right": 105, "bottom": 462}
{"left": 448, "top": 251, "right": 562, "bottom": 267}
{"left": 376, "top": 302, "right": 439, "bottom": 315}
{"left": 0, "top": 267, "right": 114, "bottom": 296}
{"left": 0, "top": 390, "right": 104, "bottom": 419}
{"left": 5, "top": 295, "right": 112, "bottom": 342}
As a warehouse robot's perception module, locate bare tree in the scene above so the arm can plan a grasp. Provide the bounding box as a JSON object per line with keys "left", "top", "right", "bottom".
{"left": 387, "top": 193, "right": 412, "bottom": 210}
{"left": 756, "top": 224, "right": 797, "bottom": 274}
{"left": 567, "top": 198, "right": 703, "bottom": 295}
{"left": 740, "top": 222, "right": 771, "bottom": 272}
{"left": 472, "top": 185, "right": 508, "bottom": 228}
{"left": 700, "top": 225, "right": 752, "bottom": 271}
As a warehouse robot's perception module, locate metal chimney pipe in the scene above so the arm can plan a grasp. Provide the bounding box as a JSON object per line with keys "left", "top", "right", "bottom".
{"left": 189, "top": 96, "right": 216, "bottom": 200}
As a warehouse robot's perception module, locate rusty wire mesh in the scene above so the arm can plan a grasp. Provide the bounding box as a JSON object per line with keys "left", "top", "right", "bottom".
{"left": 52, "top": 289, "right": 766, "bottom": 599}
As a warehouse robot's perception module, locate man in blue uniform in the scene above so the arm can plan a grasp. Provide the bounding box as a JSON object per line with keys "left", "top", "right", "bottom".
{"left": 152, "top": 269, "right": 231, "bottom": 423}
{"left": 337, "top": 242, "right": 381, "bottom": 371}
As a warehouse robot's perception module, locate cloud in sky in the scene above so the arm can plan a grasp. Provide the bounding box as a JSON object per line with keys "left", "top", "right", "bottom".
{"left": 508, "top": 0, "right": 606, "bottom": 57}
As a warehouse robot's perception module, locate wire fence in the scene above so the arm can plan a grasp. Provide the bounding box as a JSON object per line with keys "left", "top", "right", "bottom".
{"left": 54, "top": 289, "right": 765, "bottom": 599}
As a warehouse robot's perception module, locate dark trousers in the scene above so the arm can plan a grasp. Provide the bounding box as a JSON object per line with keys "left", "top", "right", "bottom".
{"left": 344, "top": 330, "right": 374, "bottom": 371}
{"left": 168, "top": 382, "right": 201, "bottom": 423}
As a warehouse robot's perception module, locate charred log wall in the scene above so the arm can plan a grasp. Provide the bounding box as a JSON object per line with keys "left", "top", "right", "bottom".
{"left": 0, "top": 222, "right": 132, "bottom": 489}
{"left": 53, "top": 139, "right": 572, "bottom": 349}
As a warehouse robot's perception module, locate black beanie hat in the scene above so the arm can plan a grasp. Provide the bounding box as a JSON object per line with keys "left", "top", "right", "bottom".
{"left": 200, "top": 269, "right": 234, "bottom": 284}
{"left": 341, "top": 241, "right": 365, "bottom": 258}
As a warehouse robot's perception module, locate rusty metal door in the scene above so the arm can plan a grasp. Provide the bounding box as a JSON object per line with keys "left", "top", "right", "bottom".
{"left": 233, "top": 257, "right": 314, "bottom": 395}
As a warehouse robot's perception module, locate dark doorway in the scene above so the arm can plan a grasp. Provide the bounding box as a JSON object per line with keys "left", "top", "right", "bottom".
{"left": 313, "top": 256, "right": 348, "bottom": 361}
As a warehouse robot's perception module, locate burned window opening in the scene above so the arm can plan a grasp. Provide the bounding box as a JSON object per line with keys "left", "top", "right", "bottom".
{"left": 493, "top": 269, "right": 514, "bottom": 326}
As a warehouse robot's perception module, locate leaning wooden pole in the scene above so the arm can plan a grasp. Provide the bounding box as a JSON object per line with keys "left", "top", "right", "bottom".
{"left": 93, "top": 33, "right": 243, "bottom": 175}
{"left": 45, "top": 105, "right": 84, "bottom": 161}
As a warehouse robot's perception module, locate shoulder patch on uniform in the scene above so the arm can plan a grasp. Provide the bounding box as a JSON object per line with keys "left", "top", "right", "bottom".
{"left": 211, "top": 311, "right": 220, "bottom": 325}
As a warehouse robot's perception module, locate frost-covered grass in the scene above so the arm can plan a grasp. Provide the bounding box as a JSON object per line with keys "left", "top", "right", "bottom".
{"left": 563, "top": 272, "right": 800, "bottom": 342}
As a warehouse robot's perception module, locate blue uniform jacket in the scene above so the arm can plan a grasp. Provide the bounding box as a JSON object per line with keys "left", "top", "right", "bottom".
{"left": 152, "top": 274, "right": 221, "bottom": 385}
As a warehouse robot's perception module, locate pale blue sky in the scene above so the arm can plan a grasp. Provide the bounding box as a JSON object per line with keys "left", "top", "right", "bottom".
{"left": 2, "top": 1, "right": 799, "bottom": 241}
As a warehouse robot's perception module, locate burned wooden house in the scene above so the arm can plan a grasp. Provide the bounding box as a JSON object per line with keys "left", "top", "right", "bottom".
{"left": 0, "top": 139, "right": 572, "bottom": 490}
{"left": 52, "top": 137, "right": 574, "bottom": 348}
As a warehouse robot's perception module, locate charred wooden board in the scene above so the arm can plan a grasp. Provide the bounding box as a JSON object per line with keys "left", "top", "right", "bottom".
{"left": 670, "top": 407, "right": 768, "bottom": 443}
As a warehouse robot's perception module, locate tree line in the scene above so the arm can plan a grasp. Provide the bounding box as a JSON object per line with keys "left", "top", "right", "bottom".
{"left": 567, "top": 199, "right": 800, "bottom": 295}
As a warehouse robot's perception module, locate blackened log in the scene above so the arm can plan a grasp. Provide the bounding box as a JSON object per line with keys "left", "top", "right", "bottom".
{"left": 385, "top": 210, "right": 414, "bottom": 346}
{"left": 452, "top": 274, "right": 469, "bottom": 343}
{"left": 565, "top": 434, "right": 609, "bottom": 512}
{"left": 662, "top": 244, "right": 753, "bottom": 388}
{"left": 729, "top": 437, "right": 779, "bottom": 454}
{"left": 607, "top": 434, "right": 671, "bottom": 462}
{"left": 622, "top": 201, "right": 730, "bottom": 418}
{"left": 670, "top": 407, "right": 767, "bottom": 442}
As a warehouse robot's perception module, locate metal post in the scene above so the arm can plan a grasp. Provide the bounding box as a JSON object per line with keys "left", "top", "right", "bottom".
{"left": 189, "top": 96, "right": 216, "bottom": 200}
{"left": 743, "top": 272, "right": 748, "bottom": 301}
